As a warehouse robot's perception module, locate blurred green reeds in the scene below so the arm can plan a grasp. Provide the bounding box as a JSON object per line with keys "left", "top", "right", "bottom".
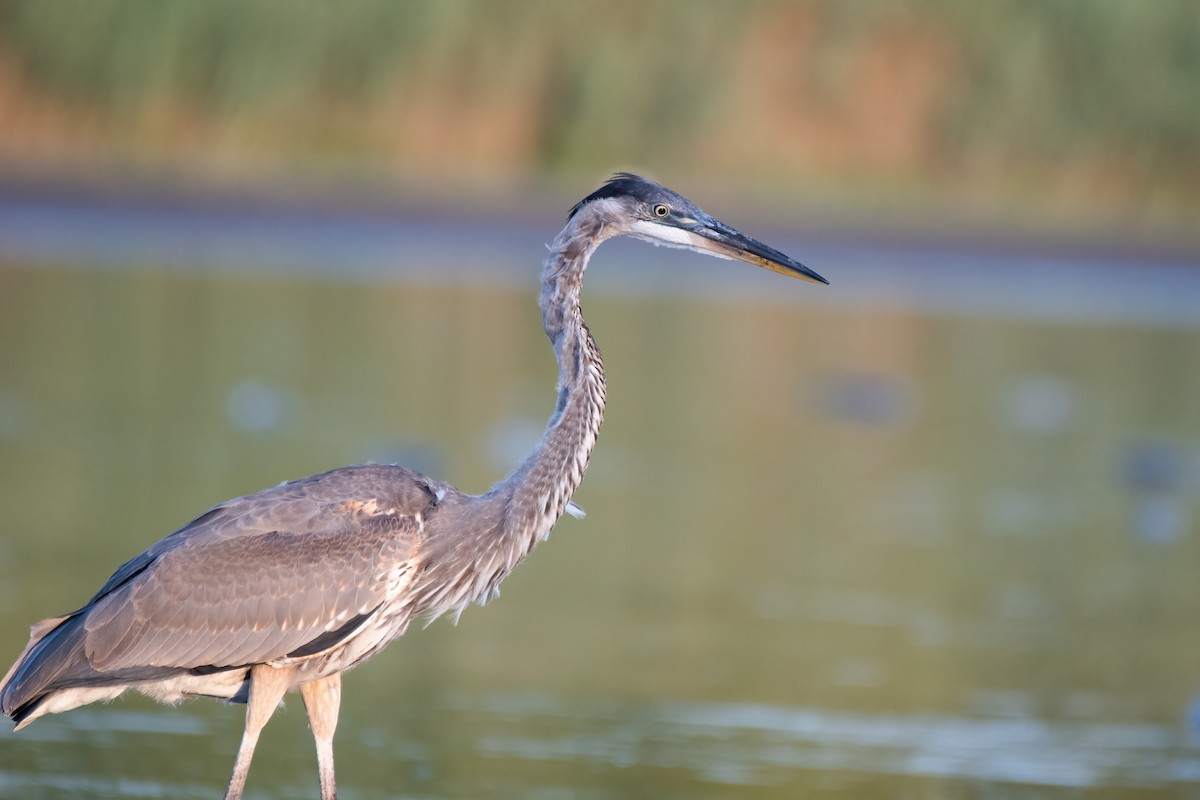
{"left": 0, "top": 0, "right": 1196, "bottom": 226}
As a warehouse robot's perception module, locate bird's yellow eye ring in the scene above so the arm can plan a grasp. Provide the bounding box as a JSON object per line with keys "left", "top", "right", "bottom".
{"left": 653, "top": 203, "right": 669, "bottom": 218}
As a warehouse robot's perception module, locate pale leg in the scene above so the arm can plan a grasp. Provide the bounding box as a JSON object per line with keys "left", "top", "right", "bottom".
{"left": 301, "top": 673, "right": 342, "bottom": 800}
{"left": 225, "top": 665, "right": 293, "bottom": 800}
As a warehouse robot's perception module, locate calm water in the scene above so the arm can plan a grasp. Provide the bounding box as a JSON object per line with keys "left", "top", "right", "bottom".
{"left": 0, "top": 200, "right": 1198, "bottom": 798}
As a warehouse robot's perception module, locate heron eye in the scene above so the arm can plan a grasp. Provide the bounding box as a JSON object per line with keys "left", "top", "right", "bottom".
{"left": 653, "top": 204, "right": 669, "bottom": 218}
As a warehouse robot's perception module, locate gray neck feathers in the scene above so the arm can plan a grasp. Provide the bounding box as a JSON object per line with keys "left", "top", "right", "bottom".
{"left": 412, "top": 202, "right": 617, "bottom": 622}
{"left": 498, "top": 205, "right": 612, "bottom": 544}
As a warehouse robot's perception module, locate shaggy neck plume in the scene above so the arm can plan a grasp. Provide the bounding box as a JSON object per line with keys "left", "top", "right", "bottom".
{"left": 500, "top": 203, "right": 611, "bottom": 543}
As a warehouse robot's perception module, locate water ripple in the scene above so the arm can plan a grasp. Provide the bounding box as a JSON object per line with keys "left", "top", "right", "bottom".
{"left": 454, "top": 692, "right": 1197, "bottom": 789}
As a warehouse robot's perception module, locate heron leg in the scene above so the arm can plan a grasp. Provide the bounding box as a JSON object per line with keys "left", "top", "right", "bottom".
{"left": 224, "top": 664, "right": 293, "bottom": 800}
{"left": 300, "top": 673, "right": 342, "bottom": 800}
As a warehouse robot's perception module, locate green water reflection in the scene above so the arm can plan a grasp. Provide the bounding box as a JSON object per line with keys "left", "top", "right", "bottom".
{"left": 0, "top": 262, "right": 1198, "bottom": 797}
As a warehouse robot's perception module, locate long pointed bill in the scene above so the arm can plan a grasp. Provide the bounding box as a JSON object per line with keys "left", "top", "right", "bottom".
{"left": 690, "top": 218, "right": 828, "bottom": 285}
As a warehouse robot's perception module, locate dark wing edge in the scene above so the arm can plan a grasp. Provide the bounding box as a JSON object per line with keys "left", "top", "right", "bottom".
{"left": 85, "top": 505, "right": 230, "bottom": 604}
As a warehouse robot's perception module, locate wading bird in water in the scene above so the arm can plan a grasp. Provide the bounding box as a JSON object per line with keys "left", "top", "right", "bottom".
{"left": 0, "top": 174, "right": 827, "bottom": 799}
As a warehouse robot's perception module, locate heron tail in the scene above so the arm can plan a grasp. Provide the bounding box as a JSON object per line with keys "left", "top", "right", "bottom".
{"left": 0, "top": 611, "right": 172, "bottom": 729}
{"left": 0, "top": 613, "right": 93, "bottom": 726}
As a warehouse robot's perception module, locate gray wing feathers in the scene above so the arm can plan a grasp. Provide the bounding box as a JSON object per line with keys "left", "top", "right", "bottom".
{"left": 0, "top": 462, "right": 446, "bottom": 719}
{"left": 84, "top": 511, "right": 420, "bottom": 671}
{"left": 2, "top": 464, "right": 443, "bottom": 722}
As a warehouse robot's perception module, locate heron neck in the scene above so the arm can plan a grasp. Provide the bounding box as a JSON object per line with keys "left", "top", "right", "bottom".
{"left": 498, "top": 213, "right": 608, "bottom": 540}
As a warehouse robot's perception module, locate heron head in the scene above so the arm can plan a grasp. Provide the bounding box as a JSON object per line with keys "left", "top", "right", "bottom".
{"left": 569, "top": 173, "right": 828, "bottom": 285}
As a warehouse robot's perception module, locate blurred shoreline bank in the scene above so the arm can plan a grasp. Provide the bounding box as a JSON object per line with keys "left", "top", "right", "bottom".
{"left": 3, "top": 163, "right": 1199, "bottom": 332}
{"left": 1, "top": 161, "right": 1197, "bottom": 268}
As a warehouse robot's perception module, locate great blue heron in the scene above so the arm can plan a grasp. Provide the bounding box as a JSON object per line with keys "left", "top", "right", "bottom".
{"left": 0, "top": 174, "right": 827, "bottom": 799}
